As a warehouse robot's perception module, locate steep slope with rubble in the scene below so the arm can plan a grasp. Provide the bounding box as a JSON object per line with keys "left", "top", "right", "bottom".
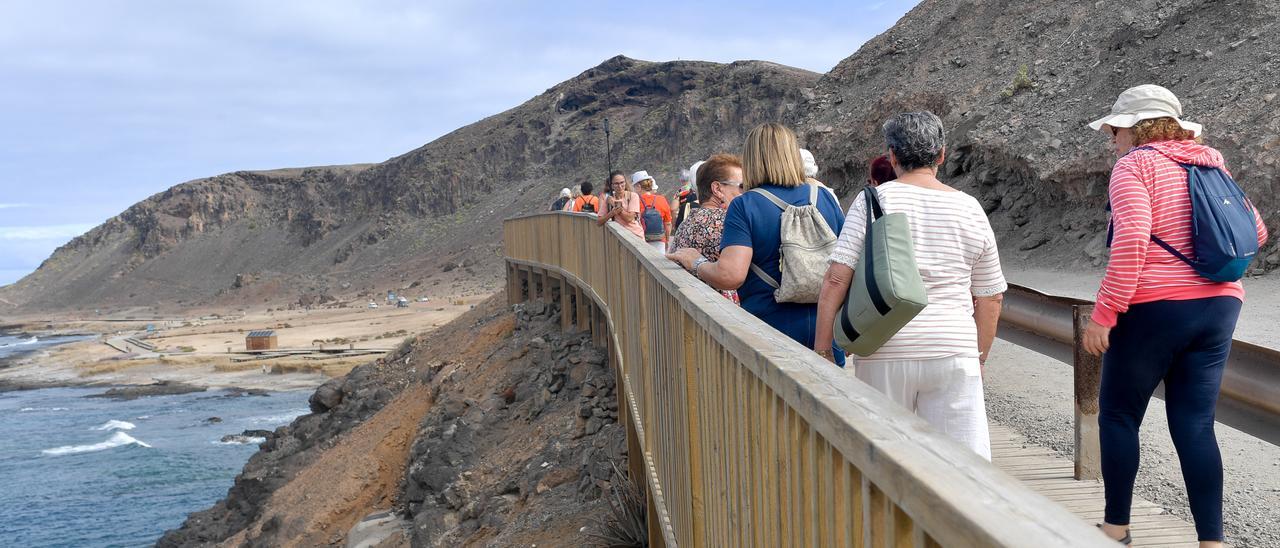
{"left": 157, "top": 294, "right": 630, "bottom": 547}
{"left": 796, "top": 0, "right": 1279, "bottom": 272}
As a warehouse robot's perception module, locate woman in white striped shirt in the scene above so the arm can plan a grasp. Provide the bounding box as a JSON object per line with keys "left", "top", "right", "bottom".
{"left": 813, "top": 112, "right": 1007, "bottom": 459}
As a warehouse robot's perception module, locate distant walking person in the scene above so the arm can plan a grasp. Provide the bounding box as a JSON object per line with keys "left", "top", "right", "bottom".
{"left": 868, "top": 155, "right": 895, "bottom": 186}
{"left": 571, "top": 182, "right": 599, "bottom": 213}
{"left": 632, "top": 170, "right": 673, "bottom": 252}
{"left": 563, "top": 185, "right": 583, "bottom": 211}
{"left": 813, "top": 111, "right": 1006, "bottom": 460}
{"left": 667, "top": 123, "right": 846, "bottom": 365}
{"left": 597, "top": 171, "right": 645, "bottom": 239}
{"left": 669, "top": 154, "right": 744, "bottom": 303}
{"left": 1085, "top": 85, "right": 1267, "bottom": 547}
{"left": 550, "top": 188, "right": 571, "bottom": 211}
{"left": 672, "top": 160, "right": 703, "bottom": 232}
{"left": 799, "top": 148, "right": 839, "bottom": 201}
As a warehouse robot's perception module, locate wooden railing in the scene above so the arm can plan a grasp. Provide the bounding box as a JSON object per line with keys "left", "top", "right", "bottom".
{"left": 504, "top": 212, "right": 1111, "bottom": 547}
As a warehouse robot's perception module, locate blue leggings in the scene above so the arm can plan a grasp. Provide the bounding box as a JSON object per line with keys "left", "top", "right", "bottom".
{"left": 1099, "top": 296, "right": 1240, "bottom": 542}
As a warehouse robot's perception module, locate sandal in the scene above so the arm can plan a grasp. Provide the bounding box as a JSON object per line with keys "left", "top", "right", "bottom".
{"left": 1096, "top": 523, "right": 1132, "bottom": 545}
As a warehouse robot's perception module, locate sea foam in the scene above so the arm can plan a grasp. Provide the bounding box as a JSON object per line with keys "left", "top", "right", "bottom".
{"left": 0, "top": 336, "right": 38, "bottom": 348}
{"left": 94, "top": 420, "right": 137, "bottom": 431}
{"left": 42, "top": 432, "right": 152, "bottom": 456}
{"left": 214, "top": 436, "right": 267, "bottom": 446}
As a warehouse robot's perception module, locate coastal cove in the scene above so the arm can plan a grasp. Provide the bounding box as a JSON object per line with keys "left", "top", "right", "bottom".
{"left": 0, "top": 386, "right": 313, "bottom": 546}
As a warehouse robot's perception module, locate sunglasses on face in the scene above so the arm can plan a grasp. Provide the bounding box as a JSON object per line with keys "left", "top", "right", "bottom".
{"left": 715, "top": 180, "right": 743, "bottom": 188}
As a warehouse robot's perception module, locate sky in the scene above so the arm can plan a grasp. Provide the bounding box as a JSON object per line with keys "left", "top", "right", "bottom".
{"left": 0, "top": 0, "right": 917, "bottom": 286}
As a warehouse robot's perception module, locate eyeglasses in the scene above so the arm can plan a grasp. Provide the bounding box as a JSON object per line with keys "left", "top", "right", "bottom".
{"left": 716, "top": 180, "right": 744, "bottom": 188}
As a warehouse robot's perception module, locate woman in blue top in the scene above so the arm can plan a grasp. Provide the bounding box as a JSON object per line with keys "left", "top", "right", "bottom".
{"left": 668, "top": 123, "right": 846, "bottom": 365}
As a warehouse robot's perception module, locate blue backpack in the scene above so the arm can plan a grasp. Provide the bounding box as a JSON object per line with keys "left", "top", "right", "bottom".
{"left": 1110, "top": 146, "right": 1260, "bottom": 282}
{"left": 640, "top": 195, "right": 665, "bottom": 242}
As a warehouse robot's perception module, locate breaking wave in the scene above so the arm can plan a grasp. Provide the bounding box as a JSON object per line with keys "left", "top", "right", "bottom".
{"left": 93, "top": 420, "right": 137, "bottom": 431}
{"left": 42, "top": 432, "right": 152, "bottom": 456}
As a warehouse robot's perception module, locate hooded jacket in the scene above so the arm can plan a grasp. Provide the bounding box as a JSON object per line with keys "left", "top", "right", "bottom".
{"left": 1094, "top": 141, "right": 1269, "bottom": 327}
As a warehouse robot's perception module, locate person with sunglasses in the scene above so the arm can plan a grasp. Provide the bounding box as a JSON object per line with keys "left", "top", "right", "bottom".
{"left": 669, "top": 153, "right": 745, "bottom": 303}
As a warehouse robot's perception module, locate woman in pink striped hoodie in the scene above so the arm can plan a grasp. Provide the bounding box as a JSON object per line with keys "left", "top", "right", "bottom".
{"left": 1085, "top": 85, "right": 1268, "bottom": 547}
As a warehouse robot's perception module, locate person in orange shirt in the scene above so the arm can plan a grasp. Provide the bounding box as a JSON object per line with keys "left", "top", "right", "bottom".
{"left": 631, "top": 170, "right": 672, "bottom": 252}
{"left": 570, "top": 181, "right": 600, "bottom": 213}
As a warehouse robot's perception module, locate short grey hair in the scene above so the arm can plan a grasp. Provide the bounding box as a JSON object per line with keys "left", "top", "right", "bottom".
{"left": 882, "top": 112, "right": 946, "bottom": 172}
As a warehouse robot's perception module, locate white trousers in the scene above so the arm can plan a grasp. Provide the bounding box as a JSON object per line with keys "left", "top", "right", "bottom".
{"left": 648, "top": 240, "right": 666, "bottom": 253}
{"left": 853, "top": 356, "right": 991, "bottom": 460}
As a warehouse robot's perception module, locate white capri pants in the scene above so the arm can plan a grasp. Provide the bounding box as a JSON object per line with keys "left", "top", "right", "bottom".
{"left": 648, "top": 240, "right": 666, "bottom": 253}
{"left": 853, "top": 356, "right": 991, "bottom": 460}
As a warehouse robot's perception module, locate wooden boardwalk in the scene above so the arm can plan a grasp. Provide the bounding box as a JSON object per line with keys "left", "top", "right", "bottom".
{"left": 990, "top": 424, "right": 1204, "bottom": 548}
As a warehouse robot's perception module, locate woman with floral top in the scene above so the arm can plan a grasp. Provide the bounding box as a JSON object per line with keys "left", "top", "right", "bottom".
{"left": 669, "top": 153, "right": 744, "bottom": 303}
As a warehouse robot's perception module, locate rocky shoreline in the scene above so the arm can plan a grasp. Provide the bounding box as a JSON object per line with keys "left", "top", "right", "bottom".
{"left": 157, "top": 293, "right": 631, "bottom": 547}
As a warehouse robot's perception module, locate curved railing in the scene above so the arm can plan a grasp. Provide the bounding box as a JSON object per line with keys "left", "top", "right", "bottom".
{"left": 504, "top": 212, "right": 1110, "bottom": 547}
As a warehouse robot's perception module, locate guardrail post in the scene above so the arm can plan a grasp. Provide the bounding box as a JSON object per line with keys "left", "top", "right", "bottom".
{"left": 1072, "top": 305, "right": 1102, "bottom": 481}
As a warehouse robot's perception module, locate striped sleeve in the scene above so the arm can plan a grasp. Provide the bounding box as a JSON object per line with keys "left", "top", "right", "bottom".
{"left": 971, "top": 213, "right": 1007, "bottom": 296}
{"left": 1093, "top": 159, "right": 1152, "bottom": 327}
{"left": 828, "top": 190, "right": 867, "bottom": 268}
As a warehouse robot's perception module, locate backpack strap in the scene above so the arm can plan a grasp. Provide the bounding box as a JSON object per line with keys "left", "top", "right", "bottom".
{"left": 808, "top": 183, "right": 819, "bottom": 206}
{"left": 750, "top": 264, "right": 781, "bottom": 289}
{"left": 749, "top": 187, "right": 791, "bottom": 210}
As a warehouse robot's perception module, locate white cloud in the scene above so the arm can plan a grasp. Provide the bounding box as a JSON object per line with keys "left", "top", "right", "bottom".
{"left": 0, "top": 224, "right": 96, "bottom": 241}
{"left": 0, "top": 203, "right": 32, "bottom": 209}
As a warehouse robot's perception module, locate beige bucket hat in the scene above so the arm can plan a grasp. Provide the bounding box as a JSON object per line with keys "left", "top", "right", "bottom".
{"left": 1088, "top": 84, "right": 1202, "bottom": 137}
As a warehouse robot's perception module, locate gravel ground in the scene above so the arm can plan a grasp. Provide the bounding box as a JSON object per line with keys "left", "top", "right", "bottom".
{"left": 984, "top": 338, "right": 1280, "bottom": 547}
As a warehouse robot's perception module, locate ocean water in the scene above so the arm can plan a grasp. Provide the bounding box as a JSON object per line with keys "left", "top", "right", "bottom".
{"left": 0, "top": 385, "right": 313, "bottom": 547}
{"left": 0, "top": 332, "right": 96, "bottom": 362}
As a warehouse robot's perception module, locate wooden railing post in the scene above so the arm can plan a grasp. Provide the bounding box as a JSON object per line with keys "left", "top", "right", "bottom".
{"left": 506, "top": 262, "right": 516, "bottom": 305}
{"left": 1072, "top": 305, "right": 1103, "bottom": 481}
{"left": 559, "top": 276, "right": 571, "bottom": 331}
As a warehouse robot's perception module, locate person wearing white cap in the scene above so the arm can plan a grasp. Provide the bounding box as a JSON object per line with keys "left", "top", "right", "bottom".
{"left": 673, "top": 160, "right": 704, "bottom": 232}
{"left": 631, "top": 170, "right": 673, "bottom": 252}
{"left": 1084, "top": 84, "right": 1268, "bottom": 547}
{"left": 550, "top": 187, "right": 572, "bottom": 212}
{"left": 799, "top": 148, "right": 838, "bottom": 201}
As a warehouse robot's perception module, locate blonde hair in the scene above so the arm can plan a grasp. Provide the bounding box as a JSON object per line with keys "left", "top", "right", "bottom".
{"left": 637, "top": 178, "right": 656, "bottom": 192}
{"left": 1133, "top": 117, "right": 1201, "bottom": 146}
{"left": 570, "top": 186, "right": 584, "bottom": 198}
{"left": 742, "top": 123, "right": 807, "bottom": 189}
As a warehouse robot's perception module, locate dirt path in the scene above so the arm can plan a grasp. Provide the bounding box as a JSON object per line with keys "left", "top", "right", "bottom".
{"left": 222, "top": 383, "right": 434, "bottom": 547}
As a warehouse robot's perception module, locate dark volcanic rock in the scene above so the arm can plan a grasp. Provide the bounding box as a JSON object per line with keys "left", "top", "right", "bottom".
{"left": 155, "top": 295, "right": 499, "bottom": 548}
{"left": 308, "top": 376, "right": 346, "bottom": 413}
{"left": 796, "top": 0, "right": 1280, "bottom": 273}
{"left": 85, "top": 380, "right": 206, "bottom": 400}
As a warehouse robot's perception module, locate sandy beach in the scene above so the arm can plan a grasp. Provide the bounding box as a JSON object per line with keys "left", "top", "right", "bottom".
{"left": 0, "top": 293, "right": 493, "bottom": 393}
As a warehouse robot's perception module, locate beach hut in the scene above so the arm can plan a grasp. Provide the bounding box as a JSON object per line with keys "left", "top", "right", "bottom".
{"left": 245, "top": 330, "right": 278, "bottom": 351}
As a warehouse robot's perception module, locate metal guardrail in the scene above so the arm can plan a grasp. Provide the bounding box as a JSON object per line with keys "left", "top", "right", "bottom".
{"left": 505, "top": 212, "right": 1112, "bottom": 547}
{"left": 1001, "top": 284, "right": 1280, "bottom": 446}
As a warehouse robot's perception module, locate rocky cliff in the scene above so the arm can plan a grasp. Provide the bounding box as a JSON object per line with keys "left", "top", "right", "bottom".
{"left": 796, "top": 0, "right": 1279, "bottom": 270}
{"left": 0, "top": 57, "right": 818, "bottom": 312}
